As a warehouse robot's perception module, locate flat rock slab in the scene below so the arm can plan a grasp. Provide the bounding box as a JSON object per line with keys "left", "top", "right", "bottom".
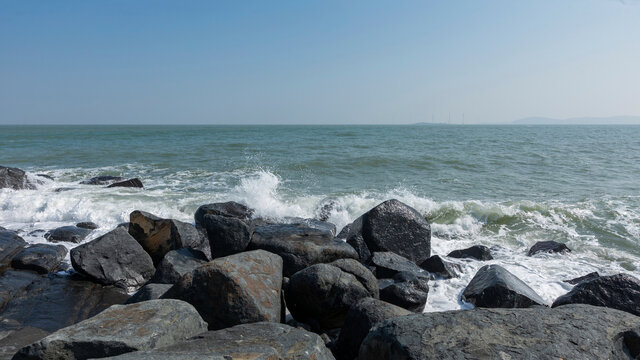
{"left": 44, "top": 226, "right": 92, "bottom": 244}
{"left": 359, "top": 304, "right": 640, "bottom": 360}
{"left": 553, "top": 273, "right": 640, "bottom": 316}
{"left": 528, "top": 240, "right": 571, "bottom": 256}
{"left": 462, "top": 264, "right": 545, "bottom": 308}
{"left": 447, "top": 245, "right": 493, "bottom": 260}
{"left": 11, "top": 244, "right": 67, "bottom": 274}
{"left": 99, "top": 322, "right": 335, "bottom": 360}
{"left": 0, "top": 167, "right": 35, "bottom": 190}
{"left": 13, "top": 299, "right": 208, "bottom": 360}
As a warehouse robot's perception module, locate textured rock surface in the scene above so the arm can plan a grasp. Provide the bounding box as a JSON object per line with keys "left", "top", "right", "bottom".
{"left": 359, "top": 305, "right": 640, "bottom": 360}
{"left": 0, "top": 167, "right": 35, "bottom": 190}
{"left": 75, "top": 222, "right": 98, "bottom": 230}
{"left": 202, "top": 214, "right": 252, "bottom": 258}
{"left": 44, "top": 226, "right": 92, "bottom": 243}
{"left": 249, "top": 220, "right": 357, "bottom": 276}
{"left": 285, "top": 260, "right": 378, "bottom": 330}
{"left": 346, "top": 199, "right": 431, "bottom": 264}
{"left": 564, "top": 271, "right": 600, "bottom": 285}
{"left": 13, "top": 299, "right": 208, "bottom": 360}
{"left": 150, "top": 247, "right": 208, "bottom": 284}
{"left": 527, "top": 240, "right": 571, "bottom": 256}
{"left": 379, "top": 271, "right": 429, "bottom": 312}
{"left": 368, "top": 252, "right": 425, "bottom": 279}
{"left": 447, "top": 245, "right": 493, "bottom": 260}
{"left": 462, "top": 264, "right": 545, "bottom": 308}
{"left": 194, "top": 201, "right": 254, "bottom": 229}
{"left": 333, "top": 297, "right": 411, "bottom": 360}
{"left": 70, "top": 227, "right": 155, "bottom": 291}
{"left": 419, "top": 255, "right": 461, "bottom": 279}
{"left": 0, "top": 232, "right": 27, "bottom": 273}
{"left": 79, "top": 176, "right": 123, "bottom": 185}
{"left": 126, "top": 284, "right": 173, "bottom": 304}
{"left": 164, "top": 250, "right": 283, "bottom": 330}
{"left": 10, "top": 244, "right": 67, "bottom": 274}
{"left": 169, "top": 220, "right": 210, "bottom": 260}
{"left": 99, "top": 322, "right": 335, "bottom": 360}
{"left": 552, "top": 273, "right": 640, "bottom": 316}
{"left": 107, "top": 178, "right": 143, "bottom": 188}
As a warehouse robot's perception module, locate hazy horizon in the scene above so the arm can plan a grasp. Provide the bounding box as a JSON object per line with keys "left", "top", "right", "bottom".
{"left": 1, "top": 1, "right": 639, "bottom": 125}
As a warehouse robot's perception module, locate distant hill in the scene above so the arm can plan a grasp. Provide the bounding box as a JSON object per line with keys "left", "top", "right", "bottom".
{"left": 513, "top": 116, "right": 640, "bottom": 125}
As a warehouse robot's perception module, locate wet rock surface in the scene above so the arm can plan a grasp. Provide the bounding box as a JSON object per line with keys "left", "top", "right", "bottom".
{"left": 462, "top": 264, "right": 545, "bottom": 308}
{"left": 564, "top": 271, "right": 600, "bottom": 285}
{"left": 10, "top": 244, "right": 67, "bottom": 274}
{"left": 447, "top": 245, "right": 493, "bottom": 261}
{"left": 194, "top": 201, "right": 254, "bottom": 229}
{"left": 44, "top": 226, "right": 92, "bottom": 244}
{"left": 528, "top": 240, "right": 571, "bottom": 256}
{"left": 79, "top": 176, "right": 123, "bottom": 185}
{"left": 107, "top": 178, "right": 143, "bottom": 188}
{"left": 0, "top": 167, "right": 35, "bottom": 190}
{"left": 379, "top": 271, "right": 429, "bottom": 312}
{"left": 368, "top": 252, "right": 425, "bottom": 279}
{"left": 0, "top": 233, "right": 27, "bottom": 273}
{"left": 75, "top": 222, "right": 98, "bottom": 230}
{"left": 419, "top": 255, "right": 461, "bottom": 279}
{"left": 150, "top": 247, "right": 208, "bottom": 284}
{"left": 202, "top": 214, "right": 252, "bottom": 258}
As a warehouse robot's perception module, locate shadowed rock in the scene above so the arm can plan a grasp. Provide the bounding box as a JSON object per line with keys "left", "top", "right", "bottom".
{"left": 368, "top": 252, "right": 425, "bottom": 279}
{"left": 125, "top": 284, "right": 173, "bottom": 304}
{"left": 150, "top": 248, "right": 208, "bottom": 284}
{"left": 13, "top": 299, "right": 208, "bottom": 360}
{"left": 462, "top": 264, "right": 545, "bottom": 308}
{"left": 379, "top": 271, "right": 429, "bottom": 312}
{"left": 419, "top": 255, "right": 461, "bottom": 279}
{"left": 107, "top": 178, "right": 143, "bottom": 188}
{"left": 528, "top": 240, "right": 571, "bottom": 256}
{"left": 564, "top": 271, "right": 600, "bottom": 285}
{"left": 552, "top": 273, "right": 640, "bottom": 316}
{"left": 0, "top": 232, "right": 27, "bottom": 273}
{"left": 75, "top": 222, "right": 98, "bottom": 230}
{"left": 202, "top": 214, "right": 252, "bottom": 258}
{"left": 44, "top": 226, "right": 92, "bottom": 244}
{"left": 0, "top": 166, "right": 35, "bottom": 190}
{"left": 11, "top": 244, "right": 67, "bottom": 274}
{"left": 346, "top": 199, "right": 431, "bottom": 264}
{"left": 358, "top": 305, "right": 640, "bottom": 360}
{"left": 80, "top": 176, "right": 123, "bottom": 185}
{"left": 448, "top": 245, "right": 493, "bottom": 261}
{"left": 194, "top": 201, "right": 254, "bottom": 229}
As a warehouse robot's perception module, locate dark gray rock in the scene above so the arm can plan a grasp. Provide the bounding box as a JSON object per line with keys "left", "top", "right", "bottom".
{"left": 448, "top": 245, "right": 493, "bottom": 260}
{"left": 169, "top": 220, "right": 211, "bottom": 260}
{"left": 0, "top": 166, "right": 35, "bottom": 190}
{"left": 315, "top": 197, "right": 340, "bottom": 222}
{"left": 0, "top": 270, "right": 41, "bottom": 311}
{"left": 419, "top": 255, "right": 461, "bottom": 279}
{"left": 552, "top": 273, "right": 640, "bottom": 316}
{"left": 331, "top": 259, "right": 379, "bottom": 299}
{"left": 98, "top": 322, "right": 335, "bottom": 360}
{"left": 107, "top": 178, "right": 143, "bottom": 188}
{"left": 164, "top": 250, "right": 283, "bottom": 330}
{"left": 13, "top": 299, "right": 208, "bottom": 360}
{"left": 346, "top": 199, "right": 431, "bottom": 264}
{"left": 336, "top": 223, "right": 351, "bottom": 239}
{"left": 44, "top": 226, "right": 92, "bottom": 244}
{"left": 333, "top": 297, "right": 411, "bottom": 360}
{"left": 564, "top": 271, "right": 600, "bottom": 285}
{"left": 126, "top": 284, "right": 173, "bottom": 304}
{"left": 462, "top": 264, "right": 545, "bottom": 308}
{"left": 359, "top": 304, "right": 640, "bottom": 360}
{"left": 75, "top": 222, "right": 98, "bottom": 230}
{"left": 528, "top": 240, "right": 571, "bottom": 256}
{"left": 35, "top": 174, "right": 53, "bottom": 181}
{"left": 0, "top": 231, "right": 27, "bottom": 273}
{"left": 70, "top": 227, "right": 155, "bottom": 291}
{"left": 11, "top": 244, "right": 67, "bottom": 274}
{"left": 368, "top": 252, "right": 425, "bottom": 279}
{"left": 379, "top": 271, "right": 429, "bottom": 312}
{"left": 194, "top": 201, "right": 254, "bottom": 229}
{"left": 285, "top": 261, "right": 378, "bottom": 330}
{"left": 150, "top": 247, "right": 208, "bottom": 284}
{"left": 80, "top": 176, "right": 123, "bottom": 185}
{"left": 202, "top": 214, "right": 252, "bottom": 258}
{"left": 54, "top": 187, "right": 74, "bottom": 193}
{"left": 619, "top": 326, "right": 640, "bottom": 359}
{"left": 249, "top": 220, "right": 356, "bottom": 277}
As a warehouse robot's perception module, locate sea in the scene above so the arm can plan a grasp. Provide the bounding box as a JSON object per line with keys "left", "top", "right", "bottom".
{"left": 1, "top": 124, "right": 639, "bottom": 311}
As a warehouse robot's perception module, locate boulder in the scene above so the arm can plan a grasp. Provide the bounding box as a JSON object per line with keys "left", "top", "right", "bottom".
{"left": 125, "top": 284, "right": 173, "bottom": 304}
{"left": 333, "top": 297, "right": 411, "bottom": 360}
{"left": 0, "top": 231, "right": 27, "bottom": 273}
{"left": 447, "top": 245, "right": 493, "bottom": 260}
{"left": 368, "top": 252, "right": 425, "bottom": 279}
{"left": 552, "top": 273, "right": 640, "bottom": 316}
{"left": 0, "top": 270, "right": 41, "bottom": 311}
{"left": 249, "top": 221, "right": 357, "bottom": 277}
{"left": 75, "top": 222, "right": 98, "bottom": 230}
{"left": 285, "top": 260, "right": 378, "bottom": 330}
{"left": 13, "top": 299, "right": 208, "bottom": 360}
{"left": 169, "top": 220, "right": 211, "bottom": 260}
{"left": 11, "top": 244, "right": 67, "bottom": 274}
{"left": 379, "top": 271, "right": 429, "bottom": 312}
{"left": 107, "top": 178, "right": 143, "bottom": 188}
{"left": 96, "top": 322, "right": 335, "bottom": 360}
{"left": 358, "top": 304, "right": 640, "bottom": 360}
{"left": 80, "top": 176, "right": 123, "bottom": 185}
{"left": 419, "top": 255, "right": 461, "bottom": 279}
{"left": 331, "top": 259, "right": 379, "bottom": 298}
{"left": 202, "top": 214, "right": 252, "bottom": 258}
{"left": 0, "top": 166, "right": 35, "bottom": 190}
{"left": 164, "top": 250, "right": 283, "bottom": 330}
{"left": 564, "top": 271, "right": 600, "bottom": 285}
{"left": 150, "top": 248, "right": 208, "bottom": 284}
{"left": 70, "top": 227, "right": 155, "bottom": 291}
{"left": 194, "top": 201, "right": 254, "bottom": 229}
{"left": 35, "top": 174, "right": 53, "bottom": 181}
{"left": 44, "top": 226, "right": 92, "bottom": 244}
{"left": 462, "top": 264, "right": 545, "bottom": 308}
{"left": 346, "top": 199, "right": 431, "bottom": 264}
{"left": 336, "top": 223, "right": 351, "bottom": 239}
{"left": 527, "top": 240, "right": 571, "bottom": 256}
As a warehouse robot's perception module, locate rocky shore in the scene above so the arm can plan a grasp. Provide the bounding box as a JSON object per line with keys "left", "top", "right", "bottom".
{"left": 2, "top": 166, "right": 640, "bottom": 359}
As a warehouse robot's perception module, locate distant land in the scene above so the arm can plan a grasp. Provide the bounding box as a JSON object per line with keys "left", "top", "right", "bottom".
{"left": 513, "top": 116, "right": 640, "bottom": 125}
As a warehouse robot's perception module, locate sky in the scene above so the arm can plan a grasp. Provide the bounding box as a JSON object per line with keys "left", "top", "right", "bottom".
{"left": 1, "top": 0, "right": 639, "bottom": 125}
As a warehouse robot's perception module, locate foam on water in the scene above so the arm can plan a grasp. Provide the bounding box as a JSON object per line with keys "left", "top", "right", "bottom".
{"left": 1, "top": 166, "right": 639, "bottom": 312}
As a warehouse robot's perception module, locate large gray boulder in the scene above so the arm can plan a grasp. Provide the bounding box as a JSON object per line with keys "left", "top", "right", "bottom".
{"left": 249, "top": 220, "right": 357, "bottom": 276}
{"left": 98, "top": 322, "right": 335, "bottom": 360}
{"left": 0, "top": 166, "right": 35, "bottom": 190}
{"left": 70, "top": 227, "right": 155, "bottom": 291}
{"left": 346, "top": 199, "right": 431, "bottom": 264}
{"left": 285, "top": 259, "right": 378, "bottom": 330}
{"left": 462, "top": 264, "right": 545, "bottom": 308}
{"left": 13, "top": 299, "right": 208, "bottom": 360}
{"left": 552, "top": 273, "right": 640, "bottom": 316}
{"left": 150, "top": 247, "right": 208, "bottom": 284}
{"left": 378, "top": 271, "right": 429, "bottom": 312}
{"left": 194, "top": 201, "right": 254, "bottom": 229}
{"left": 44, "top": 226, "right": 92, "bottom": 244}
{"left": 11, "top": 244, "right": 67, "bottom": 274}
{"left": 359, "top": 305, "right": 640, "bottom": 360}
{"left": 0, "top": 231, "right": 27, "bottom": 273}
{"left": 333, "top": 297, "right": 411, "bottom": 360}
{"left": 202, "top": 214, "right": 252, "bottom": 258}
{"left": 164, "top": 250, "right": 283, "bottom": 330}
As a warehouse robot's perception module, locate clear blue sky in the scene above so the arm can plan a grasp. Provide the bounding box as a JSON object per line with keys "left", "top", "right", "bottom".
{"left": 1, "top": 0, "right": 639, "bottom": 124}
